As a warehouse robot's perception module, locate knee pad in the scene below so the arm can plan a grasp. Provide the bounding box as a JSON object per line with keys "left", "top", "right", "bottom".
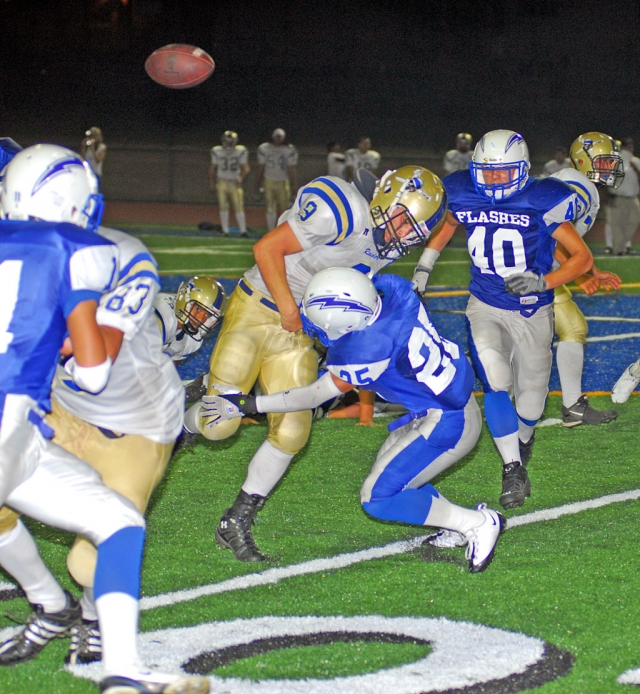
{"left": 266, "top": 410, "right": 312, "bottom": 456}
{"left": 554, "top": 297, "right": 588, "bottom": 344}
{"left": 0, "top": 506, "right": 20, "bottom": 534}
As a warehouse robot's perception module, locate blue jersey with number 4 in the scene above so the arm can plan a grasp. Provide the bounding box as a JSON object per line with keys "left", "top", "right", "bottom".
{"left": 325, "top": 274, "right": 474, "bottom": 413}
{"left": 0, "top": 220, "right": 118, "bottom": 413}
{"left": 444, "top": 170, "right": 576, "bottom": 311}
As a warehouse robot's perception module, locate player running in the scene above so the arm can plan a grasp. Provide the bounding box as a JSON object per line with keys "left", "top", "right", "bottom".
{"left": 412, "top": 130, "right": 593, "bottom": 510}
{"left": 203, "top": 269, "right": 504, "bottom": 573}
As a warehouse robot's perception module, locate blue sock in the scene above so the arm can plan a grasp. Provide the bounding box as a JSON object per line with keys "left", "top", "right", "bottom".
{"left": 94, "top": 526, "right": 145, "bottom": 600}
{"left": 484, "top": 391, "right": 518, "bottom": 438}
{"left": 363, "top": 485, "right": 439, "bottom": 526}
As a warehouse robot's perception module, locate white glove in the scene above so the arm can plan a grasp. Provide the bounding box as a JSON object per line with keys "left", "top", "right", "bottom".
{"left": 200, "top": 394, "right": 244, "bottom": 427}
{"left": 411, "top": 265, "right": 432, "bottom": 294}
{"left": 505, "top": 271, "right": 547, "bottom": 296}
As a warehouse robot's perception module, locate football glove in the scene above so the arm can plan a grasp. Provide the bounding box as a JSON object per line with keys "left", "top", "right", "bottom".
{"left": 504, "top": 271, "right": 547, "bottom": 296}
{"left": 200, "top": 393, "right": 258, "bottom": 424}
{"left": 411, "top": 265, "right": 432, "bottom": 294}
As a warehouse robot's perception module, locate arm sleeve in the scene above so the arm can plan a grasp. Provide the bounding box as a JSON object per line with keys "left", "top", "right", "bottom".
{"left": 65, "top": 243, "right": 118, "bottom": 317}
{"left": 255, "top": 371, "right": 344, "bottom": 412}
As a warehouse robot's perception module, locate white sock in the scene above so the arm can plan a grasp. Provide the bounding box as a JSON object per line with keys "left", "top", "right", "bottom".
{"left": 425, "top": 493, "right": 484, "bottom": 534}
{"left": 493, "top": 432, "right": 521, "bottom": 465}
{"left": 0, "top": 520, "right": 66, "bottom": 612}
{"left": 96, "top": 592, "right": 142, "bottom": 677}
{"left": 236, "top": 211, "right": 247, "bottom": 233}
{"left": 605, "top": 223, "right": 613, "bottom": 247}
{"left": 243, "top": 440, "right": 293, "bottom": 497}
{"left": 266, "top": 211, "right": 277, "bottom": 230}
{"left": 517, "top": 421, "right": 535, "bottom": 445}
{"left": 630, "top": 358, "right": 640, "bottom": 378}
{"left": 220, "top": 210, "right": 230, "bottom": 234}
{"left": 557, "top": 341, "right": 584, "bottom": 408}
{"left": 81, "top": 587, "right": 98, "bottom": 621}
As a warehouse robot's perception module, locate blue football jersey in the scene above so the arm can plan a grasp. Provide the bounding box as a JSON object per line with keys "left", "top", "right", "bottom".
{"left": 445, "top": 170, "right": 577, "bottom": 311}
{"left": 325, "top": 274, "right": 474, "bottom": 413}
{"left": 0, "top": 220, "right": 118, "bottom": 413}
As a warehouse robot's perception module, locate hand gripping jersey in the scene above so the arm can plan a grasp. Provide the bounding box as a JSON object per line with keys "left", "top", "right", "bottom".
{"left": 257, "top": 142, "right": 298, "bottom": 181}
{"left": 0, "top": 220, "right": 118, "bottom": 413}
{"left": 153, "top": 292, "right": 202, "bottom": 361}
{"left": 551, "top": 167, "right": 599, "bottom": 237}
{"left": 244, "top": 176, "right": 393, "bottom": 304}
{"left": 210, "top": 145, "right": 249, "bottom": 181}
{"left": 444, "top": 170, "right": 577, "bottom": 311}
{"left": 325, "top": 274, "right": 474, "bottom": 413}
{"left": 52, "top": 228, "right": 184, "bottom": 443}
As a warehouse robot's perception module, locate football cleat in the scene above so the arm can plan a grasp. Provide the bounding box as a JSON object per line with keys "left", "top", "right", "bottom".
{"left": 100, "top": 671, "right": 209, "bottom": 694}
{"left": 612, "top": 360, "right": 640, "bottom": 404}
{"left": 519, "top": 432, "right": 535, "bottom": 465}
{"left": 0, "top": 590, "right": 81, "bottom": 665}
{"left": 184, "top": 374, "right": 208, "bottom": 404}
{"left": 465, "top": 504, "right": 505, "bottom": 573}
{"left": 215, "top": 490, "right": 269, "bottom": 562}
{"left": 561, "top": 395, "right": 618, "bottom": 427}
{"left": 423, "top": 529, "right": 467, "bottom": 548}
{"left": 65, "top": 618, "right": 101, "bottom": 665}
{"left": 499, "top": 462, "right": 531, "bottom": 510}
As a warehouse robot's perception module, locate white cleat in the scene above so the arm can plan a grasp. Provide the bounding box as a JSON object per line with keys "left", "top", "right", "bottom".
{"left": 465, "top": 504, "right": 505, "bottom": 574}
{"left": 611, "top": 359, "right": 640, "bottom": 404}
{"left": 424, "top": 529, "right": 468, "bottom": 548}
{"left": 100, "top": 670, "right": 209, "bottom": 694}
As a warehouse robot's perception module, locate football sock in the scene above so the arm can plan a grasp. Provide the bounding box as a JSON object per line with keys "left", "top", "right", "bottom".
{"left": 631, "top": 359, "right": 640, "bottom": 378}
{"left": 517, "top": 420, "right": 536, "bottom": 447}
{"left": 425, "top": 493, "right": 484, "bottom": 535}
{"left": 557, "top": 341, "right": 584, "bottom": 408}
{"left": 266, "top": 211, "right": 277, "bottom": 230}
{"left": 483, "top": 391, "right": 521, "bottom": 464}
{"left": 604, "top": 223, "right": 613, "bottom": 248}
{"left": 0, "top": 520, "right": 67, "bottom": 612}
{"left": 243, "top": 440, "right": 293, "bottom": 497}
{"left": 493, "top": 432, "right": 522, "bottom": 465}
{"left": 236, "top": 211, "right": 247, "bottom": 234}
{"left": 80, "top": 587, "right": 98, "bottom": 622}
{"left": 96, "top": 592, "right": 142, "bottom": 676}
{"left": 220, "top": 210, "right": 230, "bottom": 234}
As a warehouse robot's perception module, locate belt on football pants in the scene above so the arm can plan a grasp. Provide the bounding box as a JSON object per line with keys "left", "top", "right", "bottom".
{"left": 238, "top": 278, "right": 279, "bottom": 312}
{"left": 387, "top": 409, "right": 429, "bottom": 433}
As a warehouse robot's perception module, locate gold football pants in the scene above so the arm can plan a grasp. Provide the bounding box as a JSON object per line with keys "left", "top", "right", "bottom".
{"left": 216, "top": 179, "right": 245, "bottom": 213}
{"left": 554, "top": 284, "right": 588, "bottom": 344}
{"left": 264, "top": 178, "right": 291, "bottom": 214}
{"left": 202, "top": 278, "right": 318, "bottom": 454}
{"left": 0, "top": 401, "right": 173, "bottom": 588}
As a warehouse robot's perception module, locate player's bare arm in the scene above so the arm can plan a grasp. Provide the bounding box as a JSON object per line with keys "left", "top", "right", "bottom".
{"left": 66, "top": 300, "right": 108, "bottom": 367}
{"left": 545, "top": 222, "right": 593, "bottom": 290}
{"left": 253, "top": 221, "right": 305, "bottom": 332}
{"left": 99, "top": 324, "right": 125, "bottom": 361}
{"left": 238, "top": 161, "right": 250, "bottom": 185}
{"left": 412, "top": 211, "right": 458, "bottom": 293}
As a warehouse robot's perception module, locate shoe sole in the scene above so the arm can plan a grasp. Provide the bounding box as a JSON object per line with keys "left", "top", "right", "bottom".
{"left": 469, "top": 513, "right": 506, "bottom": 574}
{"left": 214, "top": 528, "right": 267, "bottom": 562}
{"left": 499, "top": 479, "right": 531, "bottom": 509}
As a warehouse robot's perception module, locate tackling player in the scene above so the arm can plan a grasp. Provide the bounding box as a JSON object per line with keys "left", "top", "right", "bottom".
{"left": 256, "top": 128, "right": 298, "bottom": 230}
{"left": 412, "top": 130, "right": 593, "bottom": 511}
{"left": 209, "top": 131, "right": 250, "bottom": 236}
{"left": 184, "top": 166, "right": 448, "bottom": 562}
{"left": 203, "top": 269, "right": 504, "bottom": 573}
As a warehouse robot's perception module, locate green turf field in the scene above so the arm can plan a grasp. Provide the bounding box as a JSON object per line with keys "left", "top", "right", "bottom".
{"left": 1, "top": 230, "right": 640, "bottom": 693}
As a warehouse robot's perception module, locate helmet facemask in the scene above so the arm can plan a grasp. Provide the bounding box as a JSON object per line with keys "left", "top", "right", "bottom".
{"left": 176, "top": 301, "right": 221, "bottom": 340}
{"left": 469, "top": 161, "right": 529, "bottom": 200}
{"left": 372, "top": 203, "right": 430, "bottom": 260}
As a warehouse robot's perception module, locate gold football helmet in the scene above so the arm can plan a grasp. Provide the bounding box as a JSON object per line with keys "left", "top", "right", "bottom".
{"left": 569, "top": 132, "right": 624, "bottom": 188}
{"left": 370, "top": 166, "right": 447, "bottom": 259}
{"left": 175, "top": 276, "right": 227, "bottom": 340}
{"left": 222, "top": 130, "right": 239, "bottom": 147}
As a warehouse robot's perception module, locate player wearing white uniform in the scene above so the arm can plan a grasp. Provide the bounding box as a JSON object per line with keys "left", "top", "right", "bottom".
{"left": 257, "top": 128, "right": 298, "bottom": 230}
{"left": 551, "top": 133, "right": 623, "bottom": 427}
{"left": 345, "top": 136, "right": 381, "bottom": 182}
{"left": 443, "top": 133, "right": 473, "bottom": 174}
{"left": 209, "top": 131, "right": 249, "bottom": 236}
{"left": 542, "top": 147, "right": 571, "bottom": 177}
{"left": 184, "top": 167, "right": 447, "bottom": 562}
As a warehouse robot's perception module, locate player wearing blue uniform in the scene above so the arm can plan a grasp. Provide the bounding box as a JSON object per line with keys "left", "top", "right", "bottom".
{"left": 204, "top": 269, "right": 505, "bottom": 573}
{"left": 0, "top": 146, "right": 208, "bottom": 694}
{"left": 412, "top": 130, "right": 593, "bottom": 510}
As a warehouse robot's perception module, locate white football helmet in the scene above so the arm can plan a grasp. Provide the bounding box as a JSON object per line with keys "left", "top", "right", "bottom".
{"left": 470, "top": 130, "right": 530, "bottom": 200}
{"left": 301, "top": 267, "right": 382, "bottom": 347}
{"left": 0, "top": 144, "right": 104, "bottom": 231}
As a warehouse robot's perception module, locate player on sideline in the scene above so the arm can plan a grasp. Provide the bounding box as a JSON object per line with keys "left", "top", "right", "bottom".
{"left": 202, "top": 269, "right": 505, "bottom": 573}
{"left": 184, "top": 166, "right": 448, "bottom": 562}
{"left": 551, "top": 133, "right": 623, "bottom": 427}
{"left": 0, "top": 145, "right": 207, "bottom": 694}
{"left": 411, "top": 130, "right": 593, "bottom": 511}
{"left": 209, "top": 131, "right": 250, "bottom": 236}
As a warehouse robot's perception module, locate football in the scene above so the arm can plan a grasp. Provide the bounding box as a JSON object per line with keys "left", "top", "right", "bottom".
{"left": 144, "top": 44, "right": 215, "bottom": 89}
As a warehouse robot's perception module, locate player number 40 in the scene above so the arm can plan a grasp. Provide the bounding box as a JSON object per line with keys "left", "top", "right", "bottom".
{"left": 468, "top": 225, "right": 527, "bottom": 278}
{"left": 0, "top": 260, "right": 22, "bottom": 354}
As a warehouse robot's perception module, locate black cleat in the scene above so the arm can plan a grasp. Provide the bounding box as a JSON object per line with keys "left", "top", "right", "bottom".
{"left": 173, "top": 429, "right": 199, "bottom": 455}
{"left": 0, "top": 590, "right": 81, "bottom": 665}
{"left": 561, "top": 395, "right": 618, "bottom": 428}
{"left": 215, "top": 490, "right": 269, "bottom": 562}
{"left": 66, "top": 618, "right": 101, "bottom": 665}
{"left": 519, "top": 432, "right": 535, "bottom": 465}
{"left": 499, "top": 462, "right": 531, "bottom": 510}
{"left": 184, "top": 374, "right": 208, "bottom": 404}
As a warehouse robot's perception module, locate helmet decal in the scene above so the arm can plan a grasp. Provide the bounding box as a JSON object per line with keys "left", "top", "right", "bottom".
{"left": 32, "top": 157, "right": 86, "bottom": 196}
{"left": 306, "top": 295, "right": 374, "bottom": 315}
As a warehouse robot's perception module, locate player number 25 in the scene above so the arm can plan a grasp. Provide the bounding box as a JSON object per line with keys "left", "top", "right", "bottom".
{"left": 468, "top": 226, "right": 527, "bottom": 278}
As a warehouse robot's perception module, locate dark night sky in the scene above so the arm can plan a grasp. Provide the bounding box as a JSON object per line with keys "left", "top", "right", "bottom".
{"left": 2, "top": 0, "right": 640, "bottom": 158}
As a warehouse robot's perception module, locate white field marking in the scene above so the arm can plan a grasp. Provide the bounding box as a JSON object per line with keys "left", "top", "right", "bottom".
{"left": 139, "top": 488, "right": 640, "bottom": 612}
{"left": 159, "top": 268, "right": 247, "bottom": 276}
{"left": 392, "top": 259, "right": 469, "bottom": 266}
{"left": 537, "top": 418, "right": 563, "bottom": 427}
{"left": 0, "top": 580, "right": 15, "bottom": 591}
{"left": 151, "top": 248, "right": 253, "bottom": 255}
{"left": 587, "top": 316, "right": 640, "bottom": 323}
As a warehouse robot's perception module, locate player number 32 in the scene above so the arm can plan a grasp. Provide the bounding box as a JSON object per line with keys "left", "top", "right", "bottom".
{"left": 468, "top": 225, "right": 527, "bottom": 278}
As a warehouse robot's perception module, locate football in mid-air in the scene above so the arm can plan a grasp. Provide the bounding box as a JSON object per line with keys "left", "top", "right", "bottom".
{"left": 145, "top": 44, "right": 215, "bottom": 89}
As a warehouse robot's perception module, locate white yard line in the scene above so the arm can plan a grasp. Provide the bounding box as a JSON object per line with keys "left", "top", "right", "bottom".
{"left": 138, "top": 488, "right": 640, "bottom": 611}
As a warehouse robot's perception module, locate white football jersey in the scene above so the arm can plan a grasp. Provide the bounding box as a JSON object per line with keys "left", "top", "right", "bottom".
{"left": 210, "top": 144, "right": 248, "bottom": 181}
{"left": 345, "top": 148, "right": 381, "bottom": 174}
{"left": 542, "top": 158, "right": 571, "bottom": 177}
{"left": 257, "top": 143, "right": 298, "bottom": 181}
{"left": 244, "top": 176, "right": 393, "bottom": 304}
{"left": 327, "top": 152, "right": 347, "bottom": 179}
{"left": 154, "top": 293, "right": 203, "bottom": 361}
{"left": 52, "top": 227, "right": 184, "bottom": 444}
{"left": 443, "top": 149, "right": 473, "bottom": 174}
{"left": 551, "top": 168, "right": 600, "bottom": 237}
